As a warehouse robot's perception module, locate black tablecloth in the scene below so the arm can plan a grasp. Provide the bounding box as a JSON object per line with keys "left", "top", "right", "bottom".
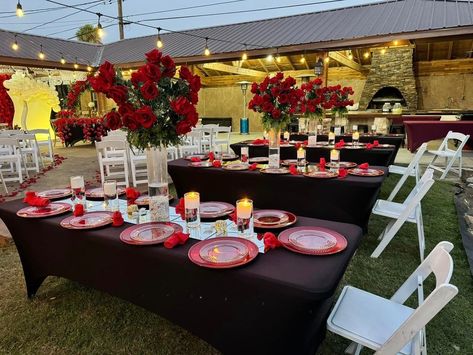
{"left": 169, "top": 159, "right": 386, "bottom": 229}
{"left": 230, "top": 140, "right": 396, "bottom": 166}
{"left": 0, "top": 198, "right": 363, "bottom": 355}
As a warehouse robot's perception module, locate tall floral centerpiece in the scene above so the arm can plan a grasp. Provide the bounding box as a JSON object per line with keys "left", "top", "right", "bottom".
{"left": 249, "top": 73, "right": 303, "bottom": 168}
{"left": 90, "top": 49, "right": 201, "bottom": 221}
{"left": 0, "top": 74, "right": 14, "bottom": 127}
{"left": 328, "top": 85, "right": 354, "bottom": 131}
{"left": 301, "top": 78, "right": 325, "bottom": 139}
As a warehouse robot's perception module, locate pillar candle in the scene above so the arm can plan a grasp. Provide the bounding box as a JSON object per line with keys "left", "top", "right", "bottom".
{"left": 70, "top": 176, "right": 84, "bottom": 189}
{"left": 328, "top": 132, "right": 335, "bottom": 141}
{"left": 103, "top": 181, "right": 117, "bottom": 196}
{"left": 236, "top": 199, "right": 253, "bottom": 219}
{"left": 352, "top": 132, "right": 360, "bottom": 141}
{"left": 184, "top": 191, "right": 200, "bottom": 209}
{"left": 330, "top": 149, "right": 340, "bottom": 161}
{"left": 297, "top": 147, "right": 305, "bottom": 159}
{"left": 283, "top": 131, "right": 290, "bottom": 140}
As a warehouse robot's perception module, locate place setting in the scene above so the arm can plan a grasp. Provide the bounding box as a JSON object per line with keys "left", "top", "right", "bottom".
{"left": 36, "top": 188, "right": 72, "bottom": 200}
{"left": 348, "top": 163, "right": 385, "bottom": 177}
{"left": 17, "top": 202, "right": 72, "bottom": 218}
{"left": 60, "top": 212, "right": 114, "bottom": 230}
{"left": 278, "top": 226, "right": 348, "bottom": 255}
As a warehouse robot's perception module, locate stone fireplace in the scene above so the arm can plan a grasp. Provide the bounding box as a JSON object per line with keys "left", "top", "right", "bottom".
{"left": 359, "top": 46, "right": 417, "bottom": 111}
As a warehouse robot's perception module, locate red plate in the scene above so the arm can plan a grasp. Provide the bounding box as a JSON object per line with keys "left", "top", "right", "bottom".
{"left": 303, "top": 170, "right": 338, "bottom": 179}
{"left": 249, "top": 157, "right": 269, "bottom": 163}
{"left": 248, "top": 143, "right": 267, "bottom": 146}
{"left": 119, "top": 222, "right": 182, "bottom": 245}
{"left": 17, "top": 202, "right": 71, "bottom": 218}
{"left": 188, "top": 237, "right": 258, "bottom": 269}
{"left": 253, "top": 209, "right": 297, "bottom": 229}
{"left": 278, "top": 227, "right": 347, "bottom": 255}
{"left": 223, "top": 163, "right": 248, "bottom": 171}
{"left": 281, "top": 159, "right": 308, "bottom": 166}
{"left": 260, "top": 167, "right": 289, "bottom": 175}
{"left": 325, "top": 161, "right": 357, "bottom": 169}
{"left": 221, "top": 153, "right": 239, "bottom": 161}
{"left": 184, "top": 154, "right": 209, "bottom": 161}
{"left": 349, "top": 168, "right": 385, "bottom": 177}
{"left": 199, "top": 239, "right": 249, "bottom": 265}
{"left": 200, "top": 201, "right": 235, "bottom": 218}
{"left": 63, "top": 212, "right": 113, "bottom": 229}
{"left": 85, "top": 187, "right": 126, "bottom": 199}
{"left": 189, "top": 161, "right": 213, "bottom": 168}
{"left": 37, "top": 189, "right": 72, "bottom": 200}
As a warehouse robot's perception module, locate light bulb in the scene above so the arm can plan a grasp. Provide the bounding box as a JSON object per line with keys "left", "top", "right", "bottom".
{"left": 324, "top": 57, "right": 330, "bottom": 63}
{"left": 276, "top": 54, "right": 281, "bottom": 63}
{"left": 266, "top": 54, "right": 274, "bottom": 62}
{"left": 39, "top": 52, "right": 45, "bottom": 60}
{"left": 348, "top": 53, "right": 353, "bottom": 60}
{"left": 363, "top": 52, "right": 370, "bottom": 59}
{"left": 11, "top": 41, "right": 19, "bottom": 51}
{"left": 74, "top": 63, "right": 79, "bottom": 69}
{"left": 16, "top": 2, "right": 24, "bottom": 17}
{"left": 60, "top": 56, "right": 66, "bottom": 64}
{"left": 242, "top": 52, "right": 248, "bottom": 61}
{"left": 87, "top": 65, "right": 92, "bottom": 72}
{"left": 300, "top": 55, "right": 306, "bottom": 64}
{"left": 393, "top": 40, "right": 399, "bottom": 46}
{"left": 204, "top": 47, "right": 210, "bottom": 56}
{"left": 97, "top": 25, "right": 104, "bottom": 39}
{"left": 157, "top": 37, "right": 163, "bottom": 48}
{"left": 381, "top": 48, "right": 386, "bottom": 55}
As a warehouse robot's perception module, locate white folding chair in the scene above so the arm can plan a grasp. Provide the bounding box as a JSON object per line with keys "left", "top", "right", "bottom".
{"left": 371, "top": 169, "right": 434, "bottom": 261}
{"left": 95, "top": 140, "right": 129, "bottom": 187}
{"left": 213, "top": 126, "right": 232, "bottom": 153}
{"left": 196, "top": 124, "right": 219, "bottom": 152}
{"left": 388, "top": 143, "right": 428, "bottom": 202}
{"left": 0, "top": 137, "right": 24, "bottom": 185}
{"left": 167, "top": 146, "right": 178, "bottom": 160}
{"left": 327, "top": 241, "right": 458, "bottom": 355}
{"left": 128, "top": 146, "right": 148, "bottom": 187}
{"left": 179, "top": 130, "right": 202, "bottom": 157}
{"left": 427, "top": 131, "right": 470, "bottom": 179}
{"left": 14, "top": 133, "right": 41, "bottom": 173}
{"left": 27, "top": 129, "right": 54, "bottom": 162}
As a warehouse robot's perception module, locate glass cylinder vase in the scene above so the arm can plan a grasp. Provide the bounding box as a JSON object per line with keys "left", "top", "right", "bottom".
{"left": 146, "top": 146, "right": 170, "bottom": 222}
{"left": 307, "top": 118, "right": 318, "bottom": 146}
{"left": 267, "top": 127, "right": 281, "bottom": 168}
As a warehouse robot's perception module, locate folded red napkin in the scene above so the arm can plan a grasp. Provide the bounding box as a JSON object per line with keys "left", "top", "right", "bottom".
{"left": 23, "top": 191, "right": 50, "bottom": 207}
{"left": 359, "top": 163, "right": 369, "bottom": 169}
{"left": 73, "top": 204, "right": 85, "bottom": 217}
{"left": 252, "top": 139, "right": 268, "bottom": 145}
{"left": 294, "top": 143, "right": 302, "bottom": 150}
{"left": 303, "top": 140, "right": 308, "bottom": 146}
{"left": 338, "top": 168, "right": 348, "bottom": 179}
{"left": 261, "top": 232, "right": 282, "bottom": 252}
{"left": 289, "top": 164, "right": 299, "bottom": 175}
{"left": 249, "top": 163, "right": 258, "bottom": 171}
{"left": 175, "top": 197, "right": 185, "bottom": 220}
{"left": 112, "top": 211, "right": 124, "bottom": 227}
{"left": 319, "top": 157, "right": 326, "bottom": 171}
{"left": 164, "top": 231, "right": 190, "bottom": 249}
{"left": 366, "top": 143, "right": 373, "bottom": 150}
{"left": 125, "top": 187, "right": 140, "bottom": 204}
{"left": 373, "top": 140, "right": 379, "bottom": 147}
{"left": 208, "top": 151, "right": 215, "bottom": 162}
{"left": 190, "top": 157, "right": 201, "bottom": 162}
{"left": 335, "top": 139, "right": 345, "bottom": 149}
{"left": 212, "top": 160, "right": 222, "bottom": 168}
{"left": 229, "top": 211, "right": 237, "bottom": 223}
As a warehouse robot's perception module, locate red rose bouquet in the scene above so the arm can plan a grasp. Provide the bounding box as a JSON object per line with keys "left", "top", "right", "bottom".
{"left": 248, "top": 72, "right": 303, "bottom": 130}
{"left": 0, "top": 74, "right": 14, "bottom": 127}
{"left": 326, "top": 85, "right": 354, "bottom": 116}
{"left": 90, "top": 49, "right": 201, "bottom": 150}
{"left": 300, "top": 77, "right": 325, "bottom": 119}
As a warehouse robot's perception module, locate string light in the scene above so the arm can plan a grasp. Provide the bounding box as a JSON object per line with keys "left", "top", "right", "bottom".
{"left": 363, "top": 51, "right": 370, "bottom": 59}
{"left": 241, "top": 44, "right": 248, "bottom": 61}
{"left": 74, "top": 57, "right": 79, "bottom": 69}
{"left": 11, "top": 35, "right": 19, "bottom": 51}
{"left": 38, "top": 44, "right": 45, "bottom": 60}
{"left": 60, "top": 54, "right": 66, "bottom": 64}
{"left": 156, "top": 27, "right": 163, "bottom": 48}
{"left": 348, "top": 52, "right": 353, "bottom": 60}
{"left": 96, "top": 13, "right": 104, "bottom": 39}
{"left": 87, "top": 64, "right": 92, "bottom": 72}
{"left": 266, "top": 53, "right": 274, "bottom": 62}
{"left": 204, "top": 37, "right": 210, "bottom": 56}
{"left": 275, "top": 48, "right": 281, "bottom": 63}
{"left": 324, "top": 57, "right": 330, "bottom": 63}
{"left": 16, "top": 1, "right": 24, "bottom": 17}
{"left": 300, "top": 54, "right": 306, "bottom": 64}
{"left": 380, "top": 48, "right": 386, "bottom": 55}
{"left": 393, "top": 40, "right": 399, "bottom": 46}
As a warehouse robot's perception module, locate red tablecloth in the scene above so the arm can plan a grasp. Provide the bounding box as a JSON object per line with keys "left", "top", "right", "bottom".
{"left": 405, "top": 121, "right": 473, "bottom": 152}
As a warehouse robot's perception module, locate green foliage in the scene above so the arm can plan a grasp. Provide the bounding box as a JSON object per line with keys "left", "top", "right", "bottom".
{"left": 76, "top": 24, "right": 100, "bottom": 44}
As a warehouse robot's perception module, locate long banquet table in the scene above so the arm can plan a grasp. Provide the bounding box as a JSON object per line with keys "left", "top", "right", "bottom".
{"left": 405, "top": 120, "right": 473, "bottom": 152}
{"left": 230, "top": 140, "right": 396, "bottom": 166}
{"left": 169, "top": 159, "right": 387, "bottom": 229}
{"left": 0, "top": 198, "right": 363, "bottom": 355}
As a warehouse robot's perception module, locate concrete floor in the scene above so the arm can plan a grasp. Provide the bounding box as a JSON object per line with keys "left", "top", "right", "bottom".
{"left": 0, "top": 133, "right": 471, "bottom": 239}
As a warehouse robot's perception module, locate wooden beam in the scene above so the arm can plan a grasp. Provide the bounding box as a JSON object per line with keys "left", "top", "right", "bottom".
{"left": 447, "top": 41, "right": 453, "bottom": 60}
{"left": 328, "top": 51, "right": 368, "bottom": 73}
{"left": 202, "top": 62, "right": 265, "bottom": 76}
{"left": 257, "top": 59, "right": 269, "bottom": 73}
{"left": 286, "top": 56, "right": 295, "bottom": 70}
{"left": 426, "top": 43, "right": 431, "bottom": 61}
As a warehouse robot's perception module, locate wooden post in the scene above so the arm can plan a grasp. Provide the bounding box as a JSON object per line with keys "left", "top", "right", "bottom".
{"left": 323, "top": 51, "right": 329, "bottom": 87}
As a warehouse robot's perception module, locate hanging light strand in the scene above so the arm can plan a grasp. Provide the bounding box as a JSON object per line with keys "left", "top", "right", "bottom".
{"left": 156, "top": 27, "right": 163, "bottom": 48}
{"left": 16, "top": 1, "right": 24, "bottom": 17}
{"left": 204, "top": 37, "right": 210, "bottom": 56}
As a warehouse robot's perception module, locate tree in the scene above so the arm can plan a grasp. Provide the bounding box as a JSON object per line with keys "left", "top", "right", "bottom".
{"left": 76, "top": 24, "right": 101, "bottom": 44}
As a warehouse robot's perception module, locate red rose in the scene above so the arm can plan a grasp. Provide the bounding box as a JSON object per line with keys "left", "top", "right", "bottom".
{"left": 250, "top": 82, "right": 259, "bottom": 94}
{"left": 271, "top": 108, "right": 281, "bottom": 119}
{"left": 98, "top": 61, "right": 116, "bottom": 85}
{"left": 170, "top": 96, "right": 193, "bottom": 115}
{"left": 161, "top": 55, "right": 176, "bottom": 77}
{"left": 135, "top": 106, "right": 157, "bottom": 129}
{"left": 262, "top": 102, "right": 274, "bottom": 113}
{"left": 104, "top": 111, "right": 122, "bottom": 130}
{"left": 88, "top": 76, "right": 110, "bottom": 93}
{"left": 179, "top": 66, "right": 193, "bottom": 82}
{"left": 118, "top": 103, "right": 135, "bottom": 116}
{"left": 176, "top": 120, "right": 192, "bottom": 135}
{"left": 145, "top": 49, "right": 162, "bottom": 64}
{"left": 122, "top": 113, "right": 139, "bottom": 131}
{"left": 140, "top": 81, "right": 159, "bottom": 101}
{"left": 143, "top": 63, "right": 161, "bottom": 82}
{"left": 106, "top": 85, "right": 128, "bottom": 104}
{"left": 131, "top": 69, "right": 147, "bottom": 88}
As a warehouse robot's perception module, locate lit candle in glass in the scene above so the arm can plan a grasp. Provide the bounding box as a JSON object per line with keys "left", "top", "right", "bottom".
{"left": 236, "top": 198, "right": 253, "bottom": 236}
{"left": 103, "top": 180, "right": 117, "bottom": 211}
{"left": 297, "top": 147, "right": 306, "bottom": 172}
{"left": 330, "top": 149, "right": 340, "bottom": 172}
{"left": 70, "top": 175, "right": 85, "bottom": 206}
{"left": 241, "top": 146, "right": 249, "bottom": 163}
{"left": 184, "top": 191, "right": 200, "bottom": 228}
{"left": 283, "top": 131, "right": 290, "bottom": 141}
{"left": 328, "top": 132, "right": 335, "bottom": 145}
{"left": 352, "top": 131, "right": 360, "bottom": 146}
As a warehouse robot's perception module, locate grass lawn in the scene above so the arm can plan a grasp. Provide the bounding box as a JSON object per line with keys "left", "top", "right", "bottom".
{"left": 0, "top": 174, "right": 472, "bottom": 354}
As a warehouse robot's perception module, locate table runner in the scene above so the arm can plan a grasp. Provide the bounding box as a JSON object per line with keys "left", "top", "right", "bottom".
{"left": 169, "top": 159, "right": 386, "bottom": 229}
{"left": 405, "top": 121, "right": 473, "bottom": 152}
{"left": 0, "top": 198, "right": 363, "bottom": 355}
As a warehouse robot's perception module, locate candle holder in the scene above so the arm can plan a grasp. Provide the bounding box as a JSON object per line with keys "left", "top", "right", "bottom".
{"left": 184, "top": 192, "right": 200, "bottom": 230}
{"left": 330, "top": 149, "right": 340, "bottom": 173}
{"left": 236, "top": 198, "right": 253, "bottom": 237}
{"left": 241, "top": 146, "right": 249, "bottom": 164}
{"left": 352, "top": 131, "right": 360, "bottom": 146}
{"left": 70, "top": 176, "right": 85, "bottom": 207}
{"left": 103, "top": 180, "right": 117, "bottom": 211}
{"left": 297, "top": 147, "right": 306, "bottom": 173}
{"left": 328, "top": 132, "right": 335, "bottom": 145}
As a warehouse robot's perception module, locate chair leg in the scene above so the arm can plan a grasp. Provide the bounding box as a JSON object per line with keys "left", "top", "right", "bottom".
{"left": 440, "top": 156, "right": 457, "bottom": 180}
{"left": 377, "top": 220, "right": 395, "bottom": 240}
{"left": 0, "top": 170, "right": 8, "bottom": 194}
{"left": 371, "top": 218, "right": 405, "bottom": 258}
{"left": 459, "top": 155, "right": 463, "bottom": 178}
{"left": 416, "top": 214, "right": 425, "bottom": 262}
{"left": 345, "top": 342, "right": 363, "bottom": 355}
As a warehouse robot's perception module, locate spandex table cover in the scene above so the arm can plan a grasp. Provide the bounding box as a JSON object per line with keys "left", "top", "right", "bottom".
{"left": 0, "top": 198, "right": 362, "bottom": 355}
{"left": 230, "top": 140, "right": 396, "bottom": 166}
{"left": 405, "top": 121, "right": 473, "bottom": 152}
{"left": 169, "top": 159, "right": 387, "bottom": 229}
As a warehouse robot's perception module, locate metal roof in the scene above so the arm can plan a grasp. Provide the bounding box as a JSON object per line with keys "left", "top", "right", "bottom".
{"left": 1, "top": 0, "right": 472, "bottom": 67}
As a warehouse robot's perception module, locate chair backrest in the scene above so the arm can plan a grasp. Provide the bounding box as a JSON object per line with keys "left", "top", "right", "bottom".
{"left": 0, "top": 137, "right": 20, "bottom": 149}
{"left": 388, "top": 143, "right": 428, "bottom": 201}
{"left": 95, "top": 140, "right": 127, "bottom": 152}
{"left": 102, "top": 134, "right": 127, "bottom": 143}
{"left": 437, "top": 130, "right": 470, "bottom": 153}
{"left": 107, "top": 129, "right": 127, "bottom": 137}
{"left": 376, "top": 242, "right": 458, "bottom": 354}
{"left": 403, "top": 168, "right": 434, "bottom": 207}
